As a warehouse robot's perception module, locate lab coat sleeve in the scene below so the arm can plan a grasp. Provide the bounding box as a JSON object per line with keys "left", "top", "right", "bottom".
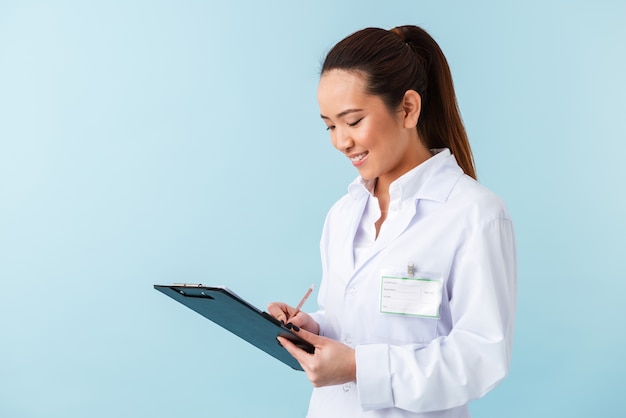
{"left": 308, "top": 274, "right": 327, "bottom": 336}
{"left": 355, "top": 216, "right": 517, "bottom": 412}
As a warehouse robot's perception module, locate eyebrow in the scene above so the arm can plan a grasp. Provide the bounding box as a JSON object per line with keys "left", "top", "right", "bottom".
{"left": 320, "top": 108, "right": 364, "bottom": 120}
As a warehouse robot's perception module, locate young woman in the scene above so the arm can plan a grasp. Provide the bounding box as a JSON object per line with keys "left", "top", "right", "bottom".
{"left": 268, "top": 25, "right": 517, "bottom": 418}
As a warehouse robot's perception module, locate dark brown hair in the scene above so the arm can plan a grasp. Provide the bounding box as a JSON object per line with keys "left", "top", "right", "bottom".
{"left": 321, "top": 25, "right": 476, "bottom": 179}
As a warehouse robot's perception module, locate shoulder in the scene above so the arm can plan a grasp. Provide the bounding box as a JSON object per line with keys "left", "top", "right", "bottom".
{"left": 447, "top": 174, "right": 512, "bottom": 224}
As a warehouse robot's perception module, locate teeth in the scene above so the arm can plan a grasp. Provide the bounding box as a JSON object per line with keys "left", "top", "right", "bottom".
{"left": 351, "top": 153, "right": 367, "bottom": 162}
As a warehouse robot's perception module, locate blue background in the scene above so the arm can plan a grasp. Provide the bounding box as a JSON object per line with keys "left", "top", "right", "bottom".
{"left": 1, "top": 1, "right": 624, "bottom": 417}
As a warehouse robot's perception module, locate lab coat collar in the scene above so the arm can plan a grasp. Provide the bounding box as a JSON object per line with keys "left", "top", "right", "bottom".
{"left": 347, "top": 148, "right": 461, "bottom": 204}
{"left": 345, "top": 148, "right": 464, "bottom": 274}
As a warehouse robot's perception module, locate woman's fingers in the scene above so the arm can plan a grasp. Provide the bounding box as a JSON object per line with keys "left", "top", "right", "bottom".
{"left": 278, "top": 329, "right": 356, "bottom": 387}
{"left": 267, "top": 302, "right": 292, "bottom": 323}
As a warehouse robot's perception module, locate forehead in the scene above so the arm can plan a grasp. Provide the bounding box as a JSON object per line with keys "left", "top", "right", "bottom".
{"left": 317, "top": 69, "right": 369, "bottom": 109}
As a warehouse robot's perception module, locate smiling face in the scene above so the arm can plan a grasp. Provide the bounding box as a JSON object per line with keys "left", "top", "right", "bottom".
{"left": 317, "top": 69, "right": 429, "bottom": 187}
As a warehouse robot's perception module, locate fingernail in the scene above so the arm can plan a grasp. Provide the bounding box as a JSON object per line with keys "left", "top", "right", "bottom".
{"left": 292, "top": 324, "right": 300, "bottom": 331}
{"left": 285, "top": 322, "right": 293, "bottom": 330}
{"left": 276, "top": 338, "right": 283, "bottom": 347}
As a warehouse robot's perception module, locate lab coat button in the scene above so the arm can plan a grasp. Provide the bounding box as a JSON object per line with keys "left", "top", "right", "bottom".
{"left": 344, "top": 336, "right": 352, "bottom": 345}
{"left": 348, "top": 287, "right": 356, "bottom": 296}
{"left": 342, "top": 383, "right": 351, "bottom": 392}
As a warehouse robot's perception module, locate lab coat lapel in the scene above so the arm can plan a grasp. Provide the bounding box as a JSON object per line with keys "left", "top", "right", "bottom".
{"left": 352, "top": 201, "right": 418, "bottom": 274}
{"left": 337, "top": 193, "right": 368, "bottom": 283}
{"left": 375, "top": 202, "right": 418, "bottom": 252}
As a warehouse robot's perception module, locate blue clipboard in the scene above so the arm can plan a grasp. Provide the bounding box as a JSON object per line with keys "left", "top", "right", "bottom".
{"left": 154, "top": 284, "right": 314, "bottom": 371}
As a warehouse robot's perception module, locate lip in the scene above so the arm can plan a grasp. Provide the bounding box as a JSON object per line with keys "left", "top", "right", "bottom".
{"left": 349, "top": 151, "right": 368, "bottom": 167}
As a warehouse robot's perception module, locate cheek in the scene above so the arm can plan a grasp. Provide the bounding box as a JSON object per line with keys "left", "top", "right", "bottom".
{"left": 367, "top": 120, "right": 402, "bottom": 150}
{"left": 357, "top": 125, "right": 381, "bottom": 150}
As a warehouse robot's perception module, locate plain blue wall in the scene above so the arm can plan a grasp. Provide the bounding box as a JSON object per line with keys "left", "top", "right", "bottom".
{"left": 1, "top": 1, "right": 624, "bottom": 417}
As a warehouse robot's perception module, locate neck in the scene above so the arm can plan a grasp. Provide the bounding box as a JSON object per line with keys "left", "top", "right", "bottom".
{"left": 374, "top": 178, "right": 390, "bottom": 213}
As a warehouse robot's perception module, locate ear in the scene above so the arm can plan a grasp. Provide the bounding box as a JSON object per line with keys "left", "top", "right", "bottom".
{"left": 401, "top": 90, "right": 421, "bottom": 129}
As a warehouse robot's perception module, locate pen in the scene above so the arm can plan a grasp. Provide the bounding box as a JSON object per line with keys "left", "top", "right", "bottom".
{"left": 290, "top": 284, "right": 315, "bottom": 320}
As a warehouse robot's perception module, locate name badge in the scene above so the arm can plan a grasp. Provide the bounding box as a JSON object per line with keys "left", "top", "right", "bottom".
{"left": 380, "top": 275, "right": 442, "bottom": 318}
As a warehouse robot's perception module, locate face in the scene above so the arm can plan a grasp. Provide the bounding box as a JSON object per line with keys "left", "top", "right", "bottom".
{"left": 317, "top": 69, "right": 425, "bottom": 185}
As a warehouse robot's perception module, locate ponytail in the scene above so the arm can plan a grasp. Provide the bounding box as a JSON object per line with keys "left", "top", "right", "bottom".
{"left": 322, "top": 26, "right": 477, "bottom": 179}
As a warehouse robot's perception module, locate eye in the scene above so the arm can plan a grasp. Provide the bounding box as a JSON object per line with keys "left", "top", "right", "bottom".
{"left": 325, "top": 125, "right": 335, "bottom": 131}
{"left": 347, "top": 118, "right": 363, "bottom": 127}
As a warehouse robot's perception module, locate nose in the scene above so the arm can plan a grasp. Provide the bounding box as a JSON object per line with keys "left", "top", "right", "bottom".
{"left": 333, "top": 127, "right": 354, "bottom": 153}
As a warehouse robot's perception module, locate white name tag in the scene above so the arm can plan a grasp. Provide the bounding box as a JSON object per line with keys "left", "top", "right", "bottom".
{"left": 380, "top": 275, "right": 442, "bottom": 318}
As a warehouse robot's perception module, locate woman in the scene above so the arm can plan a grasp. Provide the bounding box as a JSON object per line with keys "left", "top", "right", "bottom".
{"left": 268, "top": 25, "right": 517, "bottom": 418}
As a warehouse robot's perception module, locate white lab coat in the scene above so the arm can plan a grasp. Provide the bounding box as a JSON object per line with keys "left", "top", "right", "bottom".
{"left": 307, "top": 149, "right": 517, "bottom": 418}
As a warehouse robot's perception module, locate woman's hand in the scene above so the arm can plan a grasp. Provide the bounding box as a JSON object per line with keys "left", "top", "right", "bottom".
{"left": 277, "top": 328, "right": 356, "bottom": 387}
{"left": 266, "top": 302, "right": 320, "bottom": 335}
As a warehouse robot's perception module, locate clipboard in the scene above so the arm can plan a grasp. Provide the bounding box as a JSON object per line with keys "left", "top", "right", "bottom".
{"left": 154, "top": 284, "right": 314, "bottom": 371}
